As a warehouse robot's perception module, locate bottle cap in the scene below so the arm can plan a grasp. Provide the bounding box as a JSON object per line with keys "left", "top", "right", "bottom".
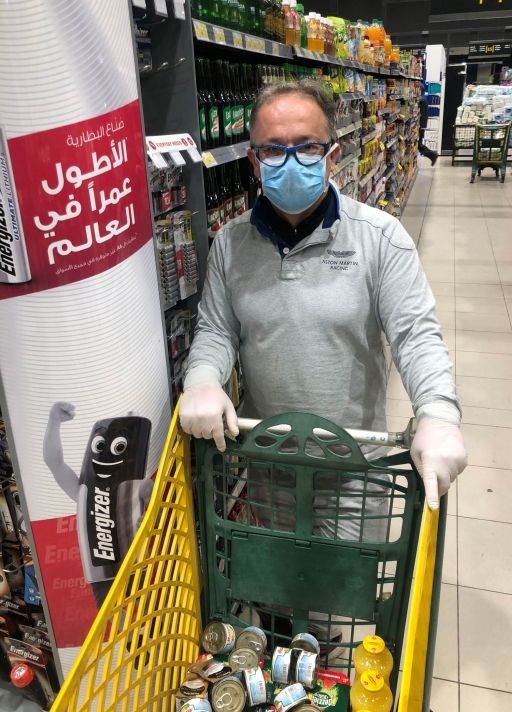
{"left": 363, "top": 635, "right": 386, "bottom": 655}
{"left": 11, "top": 664, "right": 35, "bottom": 689}
{"left": 296, "top": 3, "right": 304, "bottom": 11}
{"left": 360, "top": 671, "right": 384, "bottom": 692}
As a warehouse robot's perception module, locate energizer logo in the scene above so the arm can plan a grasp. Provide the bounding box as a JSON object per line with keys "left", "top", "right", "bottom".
{"left": 92, "top": 486, "right": 116, "bottom": 561}
{"left": 9, "top": 645, "right": 39, "bottom": 662}
{"left": 0, "top": 191, "right": 15, "bottom": 277}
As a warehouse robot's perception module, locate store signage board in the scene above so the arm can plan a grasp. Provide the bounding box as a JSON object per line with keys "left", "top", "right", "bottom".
{"left": 0, "top": 0, "right": 172, "bottom": 678}
{"left": 468, "top": 40, "right": 512, "bottom": 59}
{"left": 430, "top": 0, "right": 512, "bottom": 22}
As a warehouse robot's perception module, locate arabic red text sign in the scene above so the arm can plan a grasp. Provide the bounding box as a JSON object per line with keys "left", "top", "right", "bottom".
{"left": 1, "top": 99, "right": 152, "bottom": 299}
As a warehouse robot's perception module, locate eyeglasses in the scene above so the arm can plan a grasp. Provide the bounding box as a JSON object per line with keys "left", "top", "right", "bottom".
{"left": 251, "top": 141, "right": 333, "bottom": 167}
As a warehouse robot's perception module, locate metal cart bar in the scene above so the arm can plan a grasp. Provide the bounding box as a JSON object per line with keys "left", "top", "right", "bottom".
{"left": 237, "top": 416, "right": 417, "bottom": 449}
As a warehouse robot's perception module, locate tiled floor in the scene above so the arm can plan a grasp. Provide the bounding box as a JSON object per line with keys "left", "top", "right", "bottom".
{"left": 388, "top": 155, "right": 512, "bottom": 710}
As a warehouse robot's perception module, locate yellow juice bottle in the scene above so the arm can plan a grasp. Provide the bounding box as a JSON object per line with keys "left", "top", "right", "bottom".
{"left": 350, "top": 671, "right": 393, "bottom": 712}
{"left": 354, "top": 635, "right": 394, "bottom": 682}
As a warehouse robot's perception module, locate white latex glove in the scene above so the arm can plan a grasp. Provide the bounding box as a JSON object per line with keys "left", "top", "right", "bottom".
{"left": 179, "top": 383, "right": 238, "bottom": 452}
{"left": 411, "top": 418, "right": 468, "bottom": 510}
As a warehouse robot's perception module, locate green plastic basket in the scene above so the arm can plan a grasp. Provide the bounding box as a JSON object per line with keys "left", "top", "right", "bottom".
{"left": 195, "top": 412, "right": 424, "bottom": 695}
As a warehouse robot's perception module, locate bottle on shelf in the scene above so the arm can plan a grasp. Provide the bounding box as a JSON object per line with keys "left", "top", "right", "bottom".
{"left": 215, "top": 59, "right": 232, "bottom": 146}
{"left": 195, "top": 58, "right": 208, "bottom": 152}
{"left": 228, "top": 0, "right": 240, "bottom": 29}
{"left": 231, "top": 64, "right": 245, "bottom": 142}
{"left": 204, "top": 168, "right": 221, "bottom": 245}
{"left": 296, "top": 3, "right": 308, "bottom": 48}
{"left": 289, "top": 0, "right": 300, "bottom": 46}
{"left": 384, "top": 35, "right": 392, "bottom": 67}
{"left": 241, "top": 63, "right": 252, "bottom": 140}
{"left": 307, "top": 13, "right": 316, "bottom": 52}
{"left": 238, "top": 0, "right": 248, "bottom": 31}
{"left": 316, "top": 13, "right": 325, "bottom": 54}
{"left": 248, "top": 162, "right": 260, "bottom": 207}
{"left": 210, "top": 0, "right": 221, "bottom": 25}
{"left": 219, "top": 164, "right": 233, "bottom": 222}
{"left": 353, "top": 635, "right": 394, "bottom": 682}
{"left": 203, "top": 59, "right": 220, "bottom": 149}
{"left": 263, "top": 0, "right": 274, "bottom": 39}
{"left": 219, "top": 0, "right": 230, "bottom": 27}
{"left": 231, "top": 160, "right": 246, "bottom": 216}
{"left": 212, "top": 167, "right": 224, "bottom": 225}
{"left": 274, "top": 0, "right": 285, "bottom": 43}
{"left": 248, "top": 0, "right": 260, "bottom": 36}
{"left": 284, "top": 0, "right": 294, "bottom": 46}
{"left": 350, "top": 670, "right": 393, "bottom": 712}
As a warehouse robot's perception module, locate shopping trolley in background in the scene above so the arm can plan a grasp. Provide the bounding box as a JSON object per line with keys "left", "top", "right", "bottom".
{"left": 470, "top": 122, "right": 511, "bottom": 182}
{"left": 51, "top": 407, "right": 446, "bottom": 712}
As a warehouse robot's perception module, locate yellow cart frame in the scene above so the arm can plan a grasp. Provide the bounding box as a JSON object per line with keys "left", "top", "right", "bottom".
{"left": 50, "top": 408, "right": 444, "bottom": 712}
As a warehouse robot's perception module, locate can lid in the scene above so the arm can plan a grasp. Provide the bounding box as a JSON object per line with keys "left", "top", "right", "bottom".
{"left": 10, "top": 664, "right": 34, "bottom": 688}
{"left": 360, "top": 671, "right": 384, "bottom": 692}
{"left": 363, "top": 635, "right": 386, "bottom": 655}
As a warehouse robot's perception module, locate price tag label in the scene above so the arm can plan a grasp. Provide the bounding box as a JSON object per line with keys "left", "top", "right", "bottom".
{"left": 399, "top": 135, "right": 404, "bottom": 141}
{"left": 255, "top": 37, "right": 266, "bottom": 52}
{"left": 399, "top": 114, "right": 405, "bottom": 120}
{"left": 213, "top": 26, "right": 226, "bottom": 44}
{"left": 379, "top": 200, "right": 388, "bottom": 207}
{"left": 398, "top": 163, "right": 403, "bottom": 171}
{"left": 379, "top": 141, "right": 385, "bottom": 151}
{"left": 232, "top": 31, "right": 244, "bottom": 48}
{"left": 272, "top": 42, "right": 280, "bottom": 56}
{"left": 202, "top": 151, "right": 218, "bottom": 167}
{"left": 245, "top": 35, "right": 254, "bottom": 50}
{"left": 193, "top": 20, "right": 209, "bottom": 40}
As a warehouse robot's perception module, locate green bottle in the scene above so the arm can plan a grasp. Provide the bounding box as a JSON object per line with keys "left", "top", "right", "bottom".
{"left": 227, "top": 0, "right": 239, "bottom": 28}
{"left": 210, "top": 0, "right": 221, "bottom": 24}
{"left": 296, "top": 3, "right": 308, "bottom": 48}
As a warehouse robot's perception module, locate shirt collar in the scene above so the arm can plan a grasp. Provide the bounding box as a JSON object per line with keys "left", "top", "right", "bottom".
{"left": 250, "top": 182, "right": 341, "bottom": 256}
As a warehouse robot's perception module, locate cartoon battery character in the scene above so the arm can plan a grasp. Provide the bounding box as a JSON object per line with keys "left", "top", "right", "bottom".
{"left": 43, "top": 402, "right": 152, "bottom": 606}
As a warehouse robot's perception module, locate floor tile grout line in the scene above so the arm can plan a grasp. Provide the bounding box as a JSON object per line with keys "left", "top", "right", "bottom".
{"left": 456, "top": 514, "right": 512, "bottom": 525}
{"left": 458, "top": 681, "right": 512, "bottom": 695}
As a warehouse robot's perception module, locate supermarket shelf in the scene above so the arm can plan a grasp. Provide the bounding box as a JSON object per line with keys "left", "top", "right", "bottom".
{"left": 374, "top": 162, "right": 388, "bottom": 183}
{"left": 384, "top": 163, "right": 399, "bottom": 181}
{"left": 362, "top": 129, "right": 379, "bottom": 145}
{"left": 386, "top": 110, "right": 401, "bottom": 124}
{"left": 401, "top": 166, "right": 419, "bottom": 211}
{"left": 202, "top": 140, "right": 250, "bottom": 167}
{"left": 339, "top": 181, "right": 356, "bottom": 196}
{"left": 332, "top": 149, "right": 361, "bottom": 176}
{"left": 386, "top": 136, "right": 398, "bottom": 149}
{"left": 337, "top": 121, "right": 362, "bottom": 137}
{"left": 193, "top": 20, "right": 293, "bottom": 58}
{"left": 388, "top": 93, "right": 406, "bottom": 100}
{"left": 359, "top": 159, "right": 384, "bottom": 189}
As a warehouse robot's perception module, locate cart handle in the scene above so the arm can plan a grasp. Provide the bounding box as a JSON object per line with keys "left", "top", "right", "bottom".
{"left": 236, "top": 417, "right": 417, "bottom": 450}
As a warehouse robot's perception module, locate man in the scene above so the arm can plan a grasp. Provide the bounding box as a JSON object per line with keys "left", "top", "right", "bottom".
{"left": 180, "top": 79, "right": 466, "bottom": 514}
{"left": 418, "top": 84, "right": 438, "bottom": 166}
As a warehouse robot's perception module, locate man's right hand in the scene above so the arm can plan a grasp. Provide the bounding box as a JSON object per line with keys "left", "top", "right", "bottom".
{"left": 179, "top": 383, "right": 239, "bottom": 452}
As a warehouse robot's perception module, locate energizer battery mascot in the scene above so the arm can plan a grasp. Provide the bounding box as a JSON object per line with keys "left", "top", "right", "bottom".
{"left": 43, "top": 402, "right": 153, "bottom": 607}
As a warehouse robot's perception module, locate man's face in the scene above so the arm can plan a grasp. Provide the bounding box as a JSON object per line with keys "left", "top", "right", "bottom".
{"left": 248, "top": 95, "right": 339, "bottom": 181}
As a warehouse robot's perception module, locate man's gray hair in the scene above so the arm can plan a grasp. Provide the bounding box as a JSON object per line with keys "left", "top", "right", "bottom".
{"left": 249, "top": 79, "right": 337, "bottom": 143}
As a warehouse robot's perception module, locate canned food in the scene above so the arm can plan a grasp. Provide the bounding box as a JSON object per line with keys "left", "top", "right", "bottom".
{"left": 295, "top": 651, "right": 319, "bottom": 689}
{"left": 229, "top": 647, "right": 260, "bottom": 671}
{"left": 179, "top": 698, "right": 213, "bottom": 712}
{"left": 203, "top": 622, "right": 236, "bottom": 655}
{"left": 243, "top": 667, "right": 267, "bottom": 707}
{"left": 274, "top": 683, "right": 310, "bottom": 712}
{"left": 290, "top": 633, "right": 320, "bottom": 655}
{"left": 271, "top": 647, "right": 293, "bottom": 685}
{"left": 235, "top": 626, "right": 267, "bottom": 655}
{"left": 199, "top": 661, "right": 233, "bottom": 681}
{"left": 293, "top": 704, "right": 320, "bottom": 712}
{"left": 211, "top": 676, "right": 246, "bottom": 712}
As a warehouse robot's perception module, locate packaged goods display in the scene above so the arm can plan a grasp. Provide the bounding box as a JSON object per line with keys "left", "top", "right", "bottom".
{"left": 0, "top": 410, "right": 57, "bottom": 708}
{"left": 188, "top": 624, "right": 357, "bottom": 712}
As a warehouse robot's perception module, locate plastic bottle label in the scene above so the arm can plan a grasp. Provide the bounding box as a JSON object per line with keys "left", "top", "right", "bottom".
{"left": 199, "top": 108, "right": 206, "bottom": 144}
{"left": 209, "top": 107, "right": 220, "bottom": 139}
{"left": 245, "top": 104, "right": 252, "bottom": 132}
{"left": 224, "top": 197, "right": 233, "bottom": 221}
{"left": 223, "top": 107, "right": 232, "bottom": 137}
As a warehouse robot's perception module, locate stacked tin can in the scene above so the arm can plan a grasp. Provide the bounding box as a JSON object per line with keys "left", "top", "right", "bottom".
{"left": 177, "top": 622, "right": 322, "bottom": 712}
{"left": 156, "top": 224, "right": 179, "bottom": 308}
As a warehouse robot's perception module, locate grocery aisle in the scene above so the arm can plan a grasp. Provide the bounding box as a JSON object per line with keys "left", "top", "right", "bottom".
{"left": 387, "top": 154, "right": 512, "bottom": 710}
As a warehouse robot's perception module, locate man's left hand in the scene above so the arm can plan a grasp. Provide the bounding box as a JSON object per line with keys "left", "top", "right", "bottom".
{"left": 410, "top": 418, "right": 468, "bottom": 510}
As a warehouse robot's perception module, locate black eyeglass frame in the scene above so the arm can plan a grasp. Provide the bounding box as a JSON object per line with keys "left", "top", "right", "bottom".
{"left": 250, "top": 141, "right": 333, "bottom": 166}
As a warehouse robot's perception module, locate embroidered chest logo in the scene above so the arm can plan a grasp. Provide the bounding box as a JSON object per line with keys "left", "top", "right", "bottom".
{"left": 322, "top": 249, "right": 358, "bottom": 270}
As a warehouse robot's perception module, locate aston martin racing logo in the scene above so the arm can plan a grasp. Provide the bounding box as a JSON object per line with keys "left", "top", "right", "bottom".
{"left": 327, "top": 250, "right": 356, "bottom": 258}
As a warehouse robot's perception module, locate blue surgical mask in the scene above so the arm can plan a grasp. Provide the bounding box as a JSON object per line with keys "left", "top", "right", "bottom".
{"left": 259, "top": 146, "right": 334, "bottom": 215}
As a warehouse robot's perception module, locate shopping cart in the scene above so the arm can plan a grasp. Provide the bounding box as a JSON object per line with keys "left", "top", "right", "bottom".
{"left": 452, "top": 124, "right": 476, "bottom": 166}
{"left": 470, "top": 122, "right": 511, "bottom": 183}
{"left": 51, "top": 407, "right": 446, "bottom": 712}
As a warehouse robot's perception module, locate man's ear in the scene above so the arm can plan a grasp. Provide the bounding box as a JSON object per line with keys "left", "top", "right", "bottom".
{"left": 327, "top": 142, "right": 341, "bottom": 176}
{"left": 247, "top": 148, "right": 261, "bottom": 180}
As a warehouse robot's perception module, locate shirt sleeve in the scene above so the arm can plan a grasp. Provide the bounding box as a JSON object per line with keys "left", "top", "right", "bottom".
{"left": 185, "top": 231, "right": 241, "bottom": 388}
{"left": 376, "top": 216, "right": 461, "bottom": 417}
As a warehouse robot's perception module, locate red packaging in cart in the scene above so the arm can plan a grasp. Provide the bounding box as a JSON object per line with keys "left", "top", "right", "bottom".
{"left": 309, "top": 669, "right": 351, "bottom": 712}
